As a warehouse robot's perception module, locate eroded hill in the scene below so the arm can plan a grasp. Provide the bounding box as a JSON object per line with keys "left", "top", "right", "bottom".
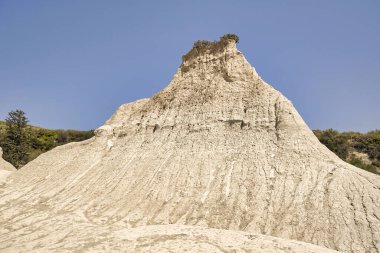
{"left": 0, "top": 36, "right": 379, "bottom": 253}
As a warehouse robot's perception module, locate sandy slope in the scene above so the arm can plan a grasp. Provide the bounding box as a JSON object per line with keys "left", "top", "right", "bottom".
{"left": 0, "top": 148, "right": 16, "bottom": 184}
{"left": 0, "top": 38, "right": 379, "bottom": 252}
{"left": 0, "top": 224, "right": 338, "bottom": 252}
{"left": 102, "top": 225, "right": 338, "bottom": 252}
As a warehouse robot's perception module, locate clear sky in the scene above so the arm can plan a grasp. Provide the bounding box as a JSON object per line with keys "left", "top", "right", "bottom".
{"left": 0, "top": 1, "right": 379, "bottom": 132}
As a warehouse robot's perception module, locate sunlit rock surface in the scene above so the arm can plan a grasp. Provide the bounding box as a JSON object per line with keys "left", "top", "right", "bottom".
{"left": 0, "top": 147, "right": 16, "bottom": 184}
{"left": 0, "top": 37, "right": 379, "bottom": 253}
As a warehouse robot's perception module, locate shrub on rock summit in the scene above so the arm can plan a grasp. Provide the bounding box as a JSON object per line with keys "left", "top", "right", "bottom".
{"left": 220, "top": 34, "right": 239, "bottom": 43}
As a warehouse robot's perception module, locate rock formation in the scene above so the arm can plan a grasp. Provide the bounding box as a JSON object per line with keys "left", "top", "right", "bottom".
{"left": 0, "top": 36, "right": 379, "bottom": 253}
{"left": 0, "top": 147, "right": 16, "bottom": 184}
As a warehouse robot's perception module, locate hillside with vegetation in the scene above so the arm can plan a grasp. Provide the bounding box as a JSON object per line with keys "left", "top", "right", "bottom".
{"left": 0, "top": 118, "right": 94, "bottom": 168}
{"left": 313, "top": 129, "right": 380, "bottom": 174}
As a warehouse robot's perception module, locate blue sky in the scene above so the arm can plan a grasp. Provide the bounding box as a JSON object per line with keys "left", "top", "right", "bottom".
{"left": 0, "top": 1, "right": 379, "bottom": 132}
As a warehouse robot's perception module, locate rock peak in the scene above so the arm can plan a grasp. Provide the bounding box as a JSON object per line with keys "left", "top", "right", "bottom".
{"left": 181, "top": 34, "right": 239, "bottom": 63}
{"left": 179, "top": 34, "right": 258, "bottom": 78}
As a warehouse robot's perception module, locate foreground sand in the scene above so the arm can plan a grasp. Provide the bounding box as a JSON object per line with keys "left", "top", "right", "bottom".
{"left": 0, "top": 224, "right": 338, "bottom": 252}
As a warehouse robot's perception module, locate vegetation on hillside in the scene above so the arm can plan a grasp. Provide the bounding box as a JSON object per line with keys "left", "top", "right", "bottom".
{"left": 0, "top": 110, "right": 94, "bottom": 168}
{"left": 313, "top": 129, "right": 380, "bottom": 174}
{"left": 1, "top": 110, "right": 30, "bottom": 168}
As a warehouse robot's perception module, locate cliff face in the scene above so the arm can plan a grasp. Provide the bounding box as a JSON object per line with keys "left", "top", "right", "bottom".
{"left": 0, "top": 37, "right": 379, "bottom": 253}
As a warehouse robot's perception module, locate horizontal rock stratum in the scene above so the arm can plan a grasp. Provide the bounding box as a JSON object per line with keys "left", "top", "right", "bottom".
{"left": 0, "top": 36, "right": 379, "bottom": 253}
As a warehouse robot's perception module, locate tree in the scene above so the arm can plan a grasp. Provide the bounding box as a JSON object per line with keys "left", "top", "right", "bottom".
{"left": 2, "top": 110, "right": 30, "bottom": 168}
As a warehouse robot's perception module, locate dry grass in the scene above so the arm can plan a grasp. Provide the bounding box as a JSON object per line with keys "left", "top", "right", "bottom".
{"left": 181, "top": 34, "right": 239, "bottom": 64}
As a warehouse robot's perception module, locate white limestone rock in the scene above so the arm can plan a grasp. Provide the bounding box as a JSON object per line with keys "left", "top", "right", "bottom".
{"left": 0, "top": 37, "right": 379, "bottom": 253}
{"left": 0, "top": 147, "right": 16, "bottom": 184}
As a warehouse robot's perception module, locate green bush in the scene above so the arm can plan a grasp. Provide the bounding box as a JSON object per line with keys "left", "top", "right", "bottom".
{"left": 352, "top": 130, "right": 380, "bottom": 160}
{"left": 313, "top": 129, "right": 380, "bottom": 174}
{"left": 313, "top": 129, "right": 349, "bottom": 160}
{"left": 31, "top": 130, "right": 58, "bottom": 151}
{"left": 348, "top": 157, "right": 377, "bottom": 174}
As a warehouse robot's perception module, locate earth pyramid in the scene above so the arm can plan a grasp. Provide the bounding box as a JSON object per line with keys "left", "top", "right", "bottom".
{"left": 0, "top": 35, "right": 379, "bottom": 252}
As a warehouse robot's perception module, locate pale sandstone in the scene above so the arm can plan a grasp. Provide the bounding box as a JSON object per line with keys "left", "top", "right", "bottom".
{"left": 0, "top": 148, "right": 16, "bottom": 184}
{"left": 0, "top": 38, "right": 379, "bottom": 253}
